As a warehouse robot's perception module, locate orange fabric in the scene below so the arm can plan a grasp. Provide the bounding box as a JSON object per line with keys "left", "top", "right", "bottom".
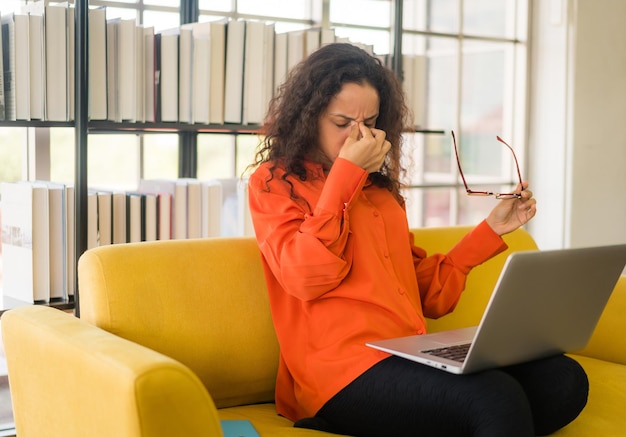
{"left": 248, "top": 158, "right": 507, "bottom": 421}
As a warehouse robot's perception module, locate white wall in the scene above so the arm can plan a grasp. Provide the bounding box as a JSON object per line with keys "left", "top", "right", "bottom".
{"left": 527, "top": 0, "right": 626, "bottom": 249}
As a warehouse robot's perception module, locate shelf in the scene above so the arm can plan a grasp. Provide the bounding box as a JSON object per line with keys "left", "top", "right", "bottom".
{"left": 0, "top": 297, "right": 74, "bottom": 317}
{"left": 87, "top": 121, "right": 263, "bottom": 134}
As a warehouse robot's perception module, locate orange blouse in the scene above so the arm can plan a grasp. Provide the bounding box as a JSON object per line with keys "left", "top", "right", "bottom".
{"left": 248, "top": 157, "right": 507, "bottom": 422}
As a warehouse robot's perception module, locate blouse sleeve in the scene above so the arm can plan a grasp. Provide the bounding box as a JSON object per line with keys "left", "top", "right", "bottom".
{"left": 248, "top": 159, "right": 368, "bottom": 301}
{"left": 411, "top": 220, "right": 509, "bottom": 319}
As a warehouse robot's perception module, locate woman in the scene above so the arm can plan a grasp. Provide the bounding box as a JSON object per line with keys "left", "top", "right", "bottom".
{"left": 247, "top": 43, "right": 588, "bottom": 436}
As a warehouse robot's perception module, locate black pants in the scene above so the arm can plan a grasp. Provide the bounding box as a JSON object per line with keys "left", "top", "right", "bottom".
{"left": 295, "top": 355, "right": 588, "bottom": 437}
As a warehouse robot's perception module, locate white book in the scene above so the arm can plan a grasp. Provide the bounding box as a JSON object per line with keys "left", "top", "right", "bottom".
{"left": 191, "top": 33, "right": 210, "bottom": 124}
{"left": 1, "top": 182, "right": 50, "bottom": 303}
{"left": 14, "top": 13, "right": 30, "bottom": 121}
{"left": 135, "top": 25, "right": 145, "bottom": 123}
{"left": 305, "top": 28, "right": 320, "bottom": 57}
{"left": 65, "top": 184, "right": 75, "bottom": 298}
{"left": 0, "top": 11, "right": 5, "bottom": 121}
{"left": 88, "top": 6, "right": 107, "bottom": 120}
{"left": 321, "top": 28, "right": 336, "bottom": 46}
{"left": 243, "top": 20, "right": 266, "bottom": 125}
{"left": 28, "top": 13, "right": 45, "bottom": 120}
{"left": 106, "top": 18, "right": 120, "bottom": 122}
{"left": 111, "top": 191, "right": 126, "bottom": 244}
{"left": 44, "top": 4, "right": 68, "bottom": 121}
{"left": 274, "top": 32, "right": 288, "bottom": 94}
{"left": 263, "top": 23, "right": 275, "bottom": 120}
{"left": 96, "top": 191, "right": 112, "bottom": 246}
{"left": 66, "top": 4, "right": 75, "bottom": 121}
{"left": 125, "top": 193, "right": 143, "bottom": 243}
{"left": 201, "top": 180, "right": 222, "bottom": 238}
{"left": 157, "top": 192, "right": 171, "bottom": 240}
{"left": 144, "top": 192, "right": 158, "bottom": 242}
{"left": 208, "top": 19, "right": 226, "bottom": 124}
{"left": 237, "top": 179, "right": 254, "bottom": 237}
{"left": 45, "top": 182, "right": 66, "bottom": 300}
{"left": 411, "top": 55, "right": 427, "bottom": 129}
{"left": 138, "top": 179, "right": 186, "bottom": 240}
{"left": 143, "top": 26, "right": 156, "bottom": 123}
{"left": 178, "top": 24, "right": 193, "bottom": 124}
{"left": 180, "top": 179, "right": 202, "bottom": 239}
{"left": 223, "top": 19, "right": 245, "bottom": 124}
{"left": 287, "top": 30, "right": 305, "bottom": 72}
{"left": 159, "top": 27, "right": 180, "bottom": 122}
{"left": 2, "top": 13, "right": 17, "bottom": 120}
{"left": 87, "top": 190, "right": 98, "bottom": 249}
{"left": 119, "top": 18, "right": 136, "bottom": 122}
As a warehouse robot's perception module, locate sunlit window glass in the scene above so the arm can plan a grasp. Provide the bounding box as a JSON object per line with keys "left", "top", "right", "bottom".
{"left": 238, "top": 0, "right": 311, "bottom": 20}
{"left": 143, "top": 135, "right": 179, "bottom": 180}
{"left": 197, "top": 135, "right": 236, "bottom": 180}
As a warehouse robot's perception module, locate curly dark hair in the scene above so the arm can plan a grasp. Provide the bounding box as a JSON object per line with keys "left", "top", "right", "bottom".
{"left": 252, "top": 42, "right": 411, "bottom": 203}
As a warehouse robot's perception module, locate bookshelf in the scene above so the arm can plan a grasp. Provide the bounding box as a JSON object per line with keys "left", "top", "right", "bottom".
{"left": 0, "top": 0, "right": 439, "bottom": 316}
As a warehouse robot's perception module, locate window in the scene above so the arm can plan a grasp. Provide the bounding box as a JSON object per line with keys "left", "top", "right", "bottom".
{"left": 0, "top": 0, "right": 529, "bottom": 291}
{"left": 401, "top": 0, "right": 528, "bottom": 227}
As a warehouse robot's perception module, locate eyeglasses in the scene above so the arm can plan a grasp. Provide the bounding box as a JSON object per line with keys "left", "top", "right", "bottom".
{"left": 451, "top": 130, "right": 523, "bottom": 199}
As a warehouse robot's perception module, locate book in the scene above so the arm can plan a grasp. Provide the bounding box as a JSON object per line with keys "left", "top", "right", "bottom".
{"left": 2, "top": 12, "right": 16, "bottom": 121}
{"left": 274, "top": 31, "right": 288, "bottom": 93}
{"left": 28, "top": 12, "right": 45, "bottom": 120}
{"left": 1, "top": 181, "right": 50, "bottom": 303}
{"left": 138, "top": 179, "right": 187, "bottom": 240}
{"left": 158, "top": 27, "right": 180, "bottom": 122}
{"left": 243, "top": 20, "right": 265, "bottom": 125}
{"left": 44, "top": 4, "right": 68, "bottom": 121}
{"left": 223, "top": 19, "right": 245, "bottom": 124}
{"left": 96, "top": 191, "right": 112, "bottom": 246}
{"left": 106, "top": 17, "right": 120, "bottom": 122}
{"left": 287, "top": 29, "right": 305, "bottom": 72}
{"left": 125, "top": 192, "right": 144, "bottom": 243}
{"left": 156, "top": 192, "right": 172, "bottom": 240}
{"left": 0, "top": 11, "right": 5, "bottom": 120}
{"left": 189, "top": 21, "right": 212, "bottom": 125}
{"left": 66, "top": 3, "right": 75, "bottom": 121}
{"left": 111, "top": 191, "right": 126, "bottom": 244}
{"left": 65, "top": 184, "right": 75, "bottom": 298}
{"left": 180, "top": 179, "right": 201, "bottom": 239}
{"left": 14, "top": 13, "right": 30, "bottom": 121}
{"left": 119, "top": 18, "right": 136, "bottom": 122}
{"left": 87, "top": 190, "right": 98, "bottom": 249}
{"left": 178, "top": 24, "right": 193, "bottom": 124}
{"left": 135, "top": 24, "right": 145, "bottom": 123}
{"left": 44, "top": 182, "right": 67, "bottom": 300}
{"left": 321, "top": 28, "right": 336, "bottom": 46}
{"left": 220, "top": 420, "right": 260, "bottom": 437}
{"left": 208, "top": 19, "right": 226, "bottom": 125}
{"left": 143, "top": 26, "right": 156, "bottom": 122}
{"left": 88, "top": 6, "right": 107, "bottom": 120}
{"left": 143, "top": 192, "right": 158, "bottom": 242}
{"left": 201, "top": 180, "right": 222, "bottom": 238}
{"left": 305, "top": 28, "right": 320, "bottom": 57}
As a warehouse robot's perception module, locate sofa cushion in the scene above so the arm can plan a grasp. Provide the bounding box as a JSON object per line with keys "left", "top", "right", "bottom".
{"left": 78, "top": 237, "right": 279, "bottom": 408}
{"left": 552, "top": 354, "right": 626, "bottom": 435}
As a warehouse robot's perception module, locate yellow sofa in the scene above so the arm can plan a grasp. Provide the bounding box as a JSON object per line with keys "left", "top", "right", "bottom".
{"left": 2, "top": 226, "right": 625, "bottom": 436}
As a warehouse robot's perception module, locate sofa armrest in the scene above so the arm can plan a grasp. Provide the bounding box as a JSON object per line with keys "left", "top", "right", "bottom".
{"left": 574, "top": 275, "right": 626, "bottom": 365}
{"left": 1, "top": 306, "right": 223, "bottom": 437}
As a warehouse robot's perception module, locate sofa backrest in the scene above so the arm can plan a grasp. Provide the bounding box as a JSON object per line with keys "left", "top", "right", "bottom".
{"left": 78, "top": 237, "right": 279, "bottom": 409}
{"left": 411, "top": 226, "right": 539, "bottom": 332}
{"left": 77, "top": 226, "right": 538, "bottom": 408}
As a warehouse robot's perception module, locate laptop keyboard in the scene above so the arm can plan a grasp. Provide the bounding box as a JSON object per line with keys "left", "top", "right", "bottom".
{"left": 423, "top": 343, "right": 471, "bottom": 362}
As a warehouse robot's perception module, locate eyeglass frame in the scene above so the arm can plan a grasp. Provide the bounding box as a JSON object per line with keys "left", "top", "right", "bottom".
{"left": 451, "top": 130, "right": 524, "bottom": 200}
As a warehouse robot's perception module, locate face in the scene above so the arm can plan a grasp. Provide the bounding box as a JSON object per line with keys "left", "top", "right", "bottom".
{"left": 317, "top": 82, "right": 380, "bottom": 165}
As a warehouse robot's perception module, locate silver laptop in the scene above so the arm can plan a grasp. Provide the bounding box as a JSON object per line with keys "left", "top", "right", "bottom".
{"left": 367, "top": 244, "right": 626, "bottom": 374}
